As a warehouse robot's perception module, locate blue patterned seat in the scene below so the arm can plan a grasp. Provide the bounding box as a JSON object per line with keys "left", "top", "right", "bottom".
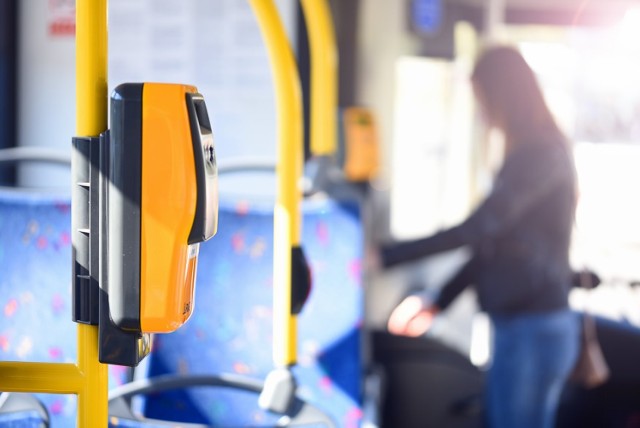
{"left": 0, "top": 412, "right": 46, "bottom": 428}
{"left": 120, "top": 193, "right": 364, "bottom": 427}
{"left": 0, "top": 189, "right": 130, "bottom": 427}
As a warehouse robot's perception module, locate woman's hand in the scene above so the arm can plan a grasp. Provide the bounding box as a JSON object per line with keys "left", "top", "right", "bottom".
{"left": 387, "top": 295, "right": 440, "bottom": 337}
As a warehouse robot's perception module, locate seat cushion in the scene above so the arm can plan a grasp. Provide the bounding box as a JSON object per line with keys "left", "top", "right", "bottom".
{"left": 138, "top": 196, "right": 364, "bottom": 427}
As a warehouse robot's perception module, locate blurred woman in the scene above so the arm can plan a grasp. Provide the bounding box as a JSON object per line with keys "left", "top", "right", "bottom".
{"left": 381, "top": 45, "right": 580, "bottom": 428}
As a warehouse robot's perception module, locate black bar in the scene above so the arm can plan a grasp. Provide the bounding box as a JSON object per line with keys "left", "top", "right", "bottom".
{"left": 330, "top": 0, "right": 360, "bottom": 108}
{"left": 296, "top": 3, "right": 311, "bottom": 162}
{"left": 0, "top": 0, "right": 18, "bottom": 185}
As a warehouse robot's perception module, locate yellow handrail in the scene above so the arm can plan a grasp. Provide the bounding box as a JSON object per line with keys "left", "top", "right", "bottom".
{"left": 76, "top": 0, "right": 108, "bottom": 137}
{"left": 248, "top": 0, "right": 303, "bottom": 367}
{"left": 0, "top": 363, "right": 83, "bottom": 393}
{"left": 300, "top": 0, "right": 338, "bottom": 157}
{"left": 75, "top": 0, "right": 109, "bottom": 424}
{"left": 0, "top": 1, "right": 109, "bottom": 426}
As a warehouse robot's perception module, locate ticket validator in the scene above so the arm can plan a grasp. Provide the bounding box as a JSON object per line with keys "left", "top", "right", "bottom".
{"left": 73, "top": 83, "right": 218, "bottom": 366}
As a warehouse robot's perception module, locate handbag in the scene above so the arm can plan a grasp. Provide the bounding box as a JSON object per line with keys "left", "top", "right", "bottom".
{"left": 570, "top": 270, "right": 610, "bottom": 388}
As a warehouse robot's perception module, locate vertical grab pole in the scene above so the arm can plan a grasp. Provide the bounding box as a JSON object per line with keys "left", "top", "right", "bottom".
{"left": 248, "top": 0, "right": 303, "bottom": 370}
{"left": 299, "top": 0, "right": 338, "bottom": 157}
{"left": 75, "top": 0, "right": 109, "bottom": 425}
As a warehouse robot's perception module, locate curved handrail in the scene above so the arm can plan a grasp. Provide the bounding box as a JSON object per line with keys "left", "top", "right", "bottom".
{"left": 108, "top": 374, "right": 264, "bottom": 400}
{"left": 0, "top": 147, "right": 71, "bottom": 166}
{"left": 216, "top": 157, "right": 277, "bottom": 174}
{"left": 108, "top": 374, "right": 336, "bottom": 427}
{"left": 248, "top": 0, "right": 304, "bottom": 370}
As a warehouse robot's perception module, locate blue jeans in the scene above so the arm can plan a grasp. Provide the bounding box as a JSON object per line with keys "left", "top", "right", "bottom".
{"left": 487, "top": 309, "right": 580, "bottom": 428}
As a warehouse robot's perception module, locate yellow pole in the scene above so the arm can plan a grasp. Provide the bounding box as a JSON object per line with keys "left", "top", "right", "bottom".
{"left": 76, "top": 0, "right": 109, "bottom": 425}
{"left": 299, "top": 0, "right": 338, "bottom": 157}
{"left": 248, "top": 0, "right": 303, "bottom": 367}
{"left": 76, "top": 0, "right": 108, "bottom": 136}
{"left": 0, "top": 2, "right": 109, "bottom": 426}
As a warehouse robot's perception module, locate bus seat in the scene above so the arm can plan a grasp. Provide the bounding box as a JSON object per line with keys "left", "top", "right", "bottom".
{"left": 0, "top": 412, "right": 47, "bottom": 427}
{"left": 372, "top": 331, "right": 484, "bottom": 428}
{"left": 0, "top": 392, "right": 50, "bottom": 427}
{"left": 0, "top": 188, "right": 130, "bottom": 427}
{"left": 124, "top": 196, "right": 364, "bottom": 427}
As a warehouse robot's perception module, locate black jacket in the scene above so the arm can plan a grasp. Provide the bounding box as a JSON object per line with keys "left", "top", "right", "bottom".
{"left": 381, "top": 138, "right": 576, "bottom": 315}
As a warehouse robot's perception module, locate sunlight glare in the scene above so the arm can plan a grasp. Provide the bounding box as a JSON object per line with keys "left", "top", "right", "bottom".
{"left": 617, "top": 8, "right": 640, "bottom": 51}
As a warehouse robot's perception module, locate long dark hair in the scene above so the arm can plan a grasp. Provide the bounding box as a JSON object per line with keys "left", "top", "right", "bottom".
{"left": 471, "top": 45, "right": 565, "bottom": 148}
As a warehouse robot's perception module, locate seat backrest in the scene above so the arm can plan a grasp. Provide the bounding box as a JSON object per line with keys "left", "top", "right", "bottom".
{"left": 0, "top": 189, "right": 129, "bottom": 427}
{"left": 136, "top": 194, "right": 364, "bottom": 427}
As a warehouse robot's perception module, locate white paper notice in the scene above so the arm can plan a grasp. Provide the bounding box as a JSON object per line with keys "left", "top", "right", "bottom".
{"left": 109, "top": 0, "right": 295, "bottom": 162}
